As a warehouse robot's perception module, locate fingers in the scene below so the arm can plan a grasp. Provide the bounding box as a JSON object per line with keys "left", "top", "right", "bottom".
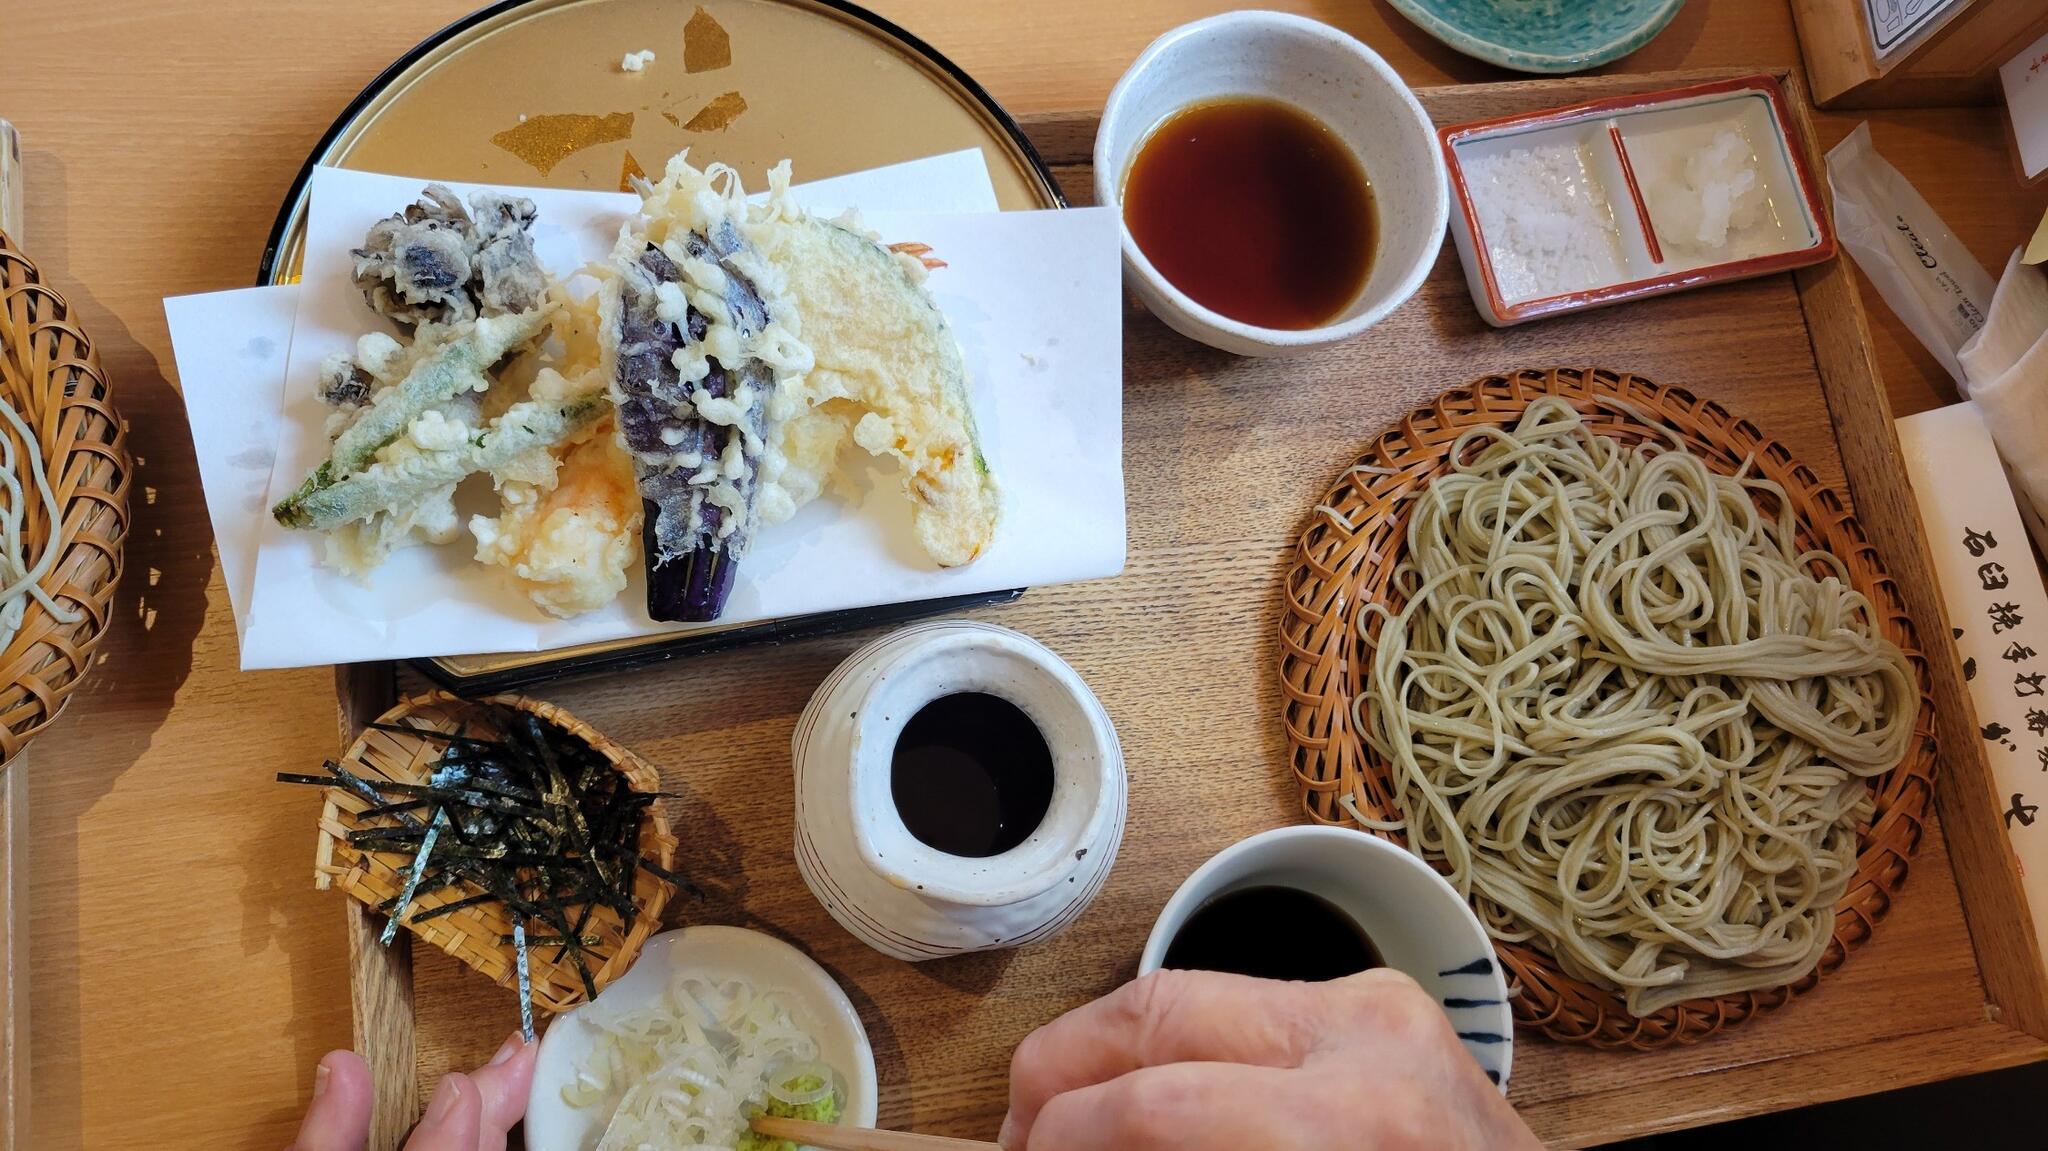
{"left": 1023, "top": 1063, "right": 1313, "bottom": 1151}
{"left": 1001, "top": 970, "right": 1331, "bottom": 1148}
{"left": 403, "top": 1073, "right": 482, "bottom": 1151}
{"left": 292, "top": 1035, "right": 530, "bottom": 1151}
{"left": 288, "top": 1050, "right": 374, "bottom": 1151}
{"left": 466, "top": 1032, "right": 537, "bottom": 1150}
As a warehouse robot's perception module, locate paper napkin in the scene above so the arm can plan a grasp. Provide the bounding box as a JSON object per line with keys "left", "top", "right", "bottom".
{"left": 1897, "top": 401, "right": 2048, "bottom": 963}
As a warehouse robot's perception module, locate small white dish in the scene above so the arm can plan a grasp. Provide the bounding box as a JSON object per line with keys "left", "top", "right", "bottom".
{"left": 1094, "top": 11, "right": 1449, "bottom": 357}
{"left": 525, "top": 926, "right": 879, "bottom": 1151}
{"left": 1443, "top": 73, "right": 1835, "bottom": 326}
{"left": 793, "top": 619, "right": 1125, "bottom": 961}
{"left": 1140, "top": 826, "right": 1513, "bottom": 1091}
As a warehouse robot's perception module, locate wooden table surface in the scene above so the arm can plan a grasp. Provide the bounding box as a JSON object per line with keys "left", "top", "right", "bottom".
{"left": 3, "top": 1, "right": 2046, "bottom": 1148}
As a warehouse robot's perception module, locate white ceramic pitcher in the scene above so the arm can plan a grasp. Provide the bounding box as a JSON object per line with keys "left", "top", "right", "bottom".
{"left": 793, "top": 620, "right": 1126, "bottom": 961}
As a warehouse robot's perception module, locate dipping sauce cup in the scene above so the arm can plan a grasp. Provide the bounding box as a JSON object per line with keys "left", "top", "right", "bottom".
{"left": 1095, "top": 12, "right": 1449, "bottom": 356}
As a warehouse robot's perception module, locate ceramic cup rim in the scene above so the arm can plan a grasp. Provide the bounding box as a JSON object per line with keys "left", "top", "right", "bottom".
{"left": 1140, "top": 825, "right": 1493, "bottom": 972}
{"left": 1137, "top": 825, "right": 1512, "bottom": 1089}
{"left": 1092, "top": 10, "right": 1450, "bottom": 353}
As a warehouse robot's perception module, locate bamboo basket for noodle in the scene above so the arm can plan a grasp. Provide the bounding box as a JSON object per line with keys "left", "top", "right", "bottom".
{"left": 1280, "top": 368, "right": 1938, "bottom": 1049}
{"left": 0, "top": 228, "right": 129, "bottom": 763}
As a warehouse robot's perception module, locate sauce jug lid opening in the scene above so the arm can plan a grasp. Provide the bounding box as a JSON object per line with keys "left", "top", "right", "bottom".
{"left": 844, "top": 624, "right": 1122, "bottom": 908}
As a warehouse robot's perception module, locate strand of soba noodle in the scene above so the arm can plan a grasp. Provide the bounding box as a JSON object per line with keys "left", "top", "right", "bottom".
{"left": 0, "top": 391, "right": 78, "bottom": 650}
{"left": 1351, "top": 397, "right": 1916, "bottom": 1016}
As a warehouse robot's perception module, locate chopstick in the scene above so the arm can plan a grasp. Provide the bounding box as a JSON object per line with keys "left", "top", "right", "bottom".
{"left": 748, "top": 1115, "right": 1001, "bottom": 1150}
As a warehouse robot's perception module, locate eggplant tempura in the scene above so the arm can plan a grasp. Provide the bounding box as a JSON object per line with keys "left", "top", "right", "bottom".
{"left": 602, "top": 154, "right": 999, "bottom": 621}
{"left": 601, "top": 173, "right": 808, "bottom": 622}
{"left": 274, "top": 155, "right": 998, "bottom": 623}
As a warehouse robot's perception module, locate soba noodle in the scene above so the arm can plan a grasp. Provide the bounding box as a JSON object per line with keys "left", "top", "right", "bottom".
{"left": 1352, "top": 398, "right": 1916, "bottom": 1016}
{"left": 0, "top": 395, "right": 75, "bottom": 649}
{"left": 0, "top": 311, "right": 81, "bottom": 653}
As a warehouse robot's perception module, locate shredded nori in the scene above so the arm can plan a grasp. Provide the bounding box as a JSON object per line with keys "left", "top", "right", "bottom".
{"left": 381, "top": 809, "right": 448, "bottom": 945}
{"left": 360, "top": 797, "right": 432, "bottom": 820}
{"left": 397, "top": 888, "right": 493, "bottom": 923}
{"left": 513, "top": 919, "right": 536, "bottom": 1044}
{"left": 279, "top": 702, "right": 679, "bottom": 1019}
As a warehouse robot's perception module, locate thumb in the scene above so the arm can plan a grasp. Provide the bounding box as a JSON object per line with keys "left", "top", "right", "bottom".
{"left": 467, "top": 1032, "right": 538, "bottom": 1149}
{"left": 288, "top": 1050, "right": 373, "bottom": 1151}
{"left": 403, "top": 1073, "right": 482, "bottom": 1151}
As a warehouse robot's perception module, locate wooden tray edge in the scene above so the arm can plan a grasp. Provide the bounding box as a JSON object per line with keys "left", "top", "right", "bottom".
{"left": 1779, "top": 68, "right": 2048, "bottom": 1039}
{"left": 336, "top": 661, "right": 417, "bottom": 1150}
{"left": 2, "top": 758, "right": 25, "bottom": 1150}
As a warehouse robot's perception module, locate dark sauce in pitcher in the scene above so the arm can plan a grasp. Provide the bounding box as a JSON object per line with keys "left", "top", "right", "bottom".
{"left": 890, "top": 692, "right": 1054, "bottom": 858}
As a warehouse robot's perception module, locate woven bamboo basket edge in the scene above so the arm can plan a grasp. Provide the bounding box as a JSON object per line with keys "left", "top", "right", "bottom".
{"left": 0, "top": 229, "right": 131, "bottom": 764}
{"left": 1279, "top": 367, "right": 1937, "bottom": 1050}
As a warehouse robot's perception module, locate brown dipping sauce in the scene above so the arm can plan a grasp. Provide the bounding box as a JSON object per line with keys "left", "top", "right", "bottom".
{"left": 1161, "top": 885, "right": 1383, "bottom": 982}
{"left": 1121, "top": 96, "right": 1377, "bottom": 330}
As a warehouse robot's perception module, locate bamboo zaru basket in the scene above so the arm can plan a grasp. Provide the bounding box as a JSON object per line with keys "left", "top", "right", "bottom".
{"left": 1280, "top": 368, "right": 1938, "bottom": 1049}
{"left": 314, "top": 692, "right": 678, "bottom": 1013}
{"left": 0, "top": 229, "right": 130, "bottom": 763}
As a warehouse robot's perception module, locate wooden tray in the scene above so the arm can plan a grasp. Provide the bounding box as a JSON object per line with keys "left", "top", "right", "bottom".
{"left": 327, "top": 69, "right": 2048, "bottom": 1149}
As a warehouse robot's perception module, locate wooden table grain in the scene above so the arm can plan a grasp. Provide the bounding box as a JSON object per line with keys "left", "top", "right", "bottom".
{"left": 0, "top": 2, "right": 2044, "bottom": 1149}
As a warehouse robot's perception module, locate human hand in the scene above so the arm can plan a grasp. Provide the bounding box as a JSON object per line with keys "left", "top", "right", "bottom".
{"left": 288, "top": 1030, "right": 536, "bottom": 1151}
{"left": 999, "top": 968, "right": 1540, "bottom": 1151}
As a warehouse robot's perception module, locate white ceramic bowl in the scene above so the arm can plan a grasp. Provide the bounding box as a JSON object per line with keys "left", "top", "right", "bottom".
{"left": 1094, "top": 11, "right": 1449, "bottom": 356}
{"left": 525, "top": 926, "right": 879, "bottom": 1151}
{"left": 1140, "top": 826, "right": 1512, "bottom": 1091}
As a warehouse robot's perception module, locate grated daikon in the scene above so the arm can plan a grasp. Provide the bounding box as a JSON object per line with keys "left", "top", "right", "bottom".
{"left": 564, "top": 973, "right": 842, "bottom": 1151}
{"left": 1633, "top": 125, "right": 1770, "bottom": 258}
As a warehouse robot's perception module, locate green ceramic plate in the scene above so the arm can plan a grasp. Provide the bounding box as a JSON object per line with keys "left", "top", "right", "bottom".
{"left": 1385, "top": 0, "right": 1685, "bottom": 74}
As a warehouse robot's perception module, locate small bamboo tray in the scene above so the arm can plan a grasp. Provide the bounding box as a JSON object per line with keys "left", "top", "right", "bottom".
{"left": 1280, "top": 367, "right": 1938, "bottom": 1047}
{"left": 314, "top": 692, "right": 678, "bottom": 1014}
